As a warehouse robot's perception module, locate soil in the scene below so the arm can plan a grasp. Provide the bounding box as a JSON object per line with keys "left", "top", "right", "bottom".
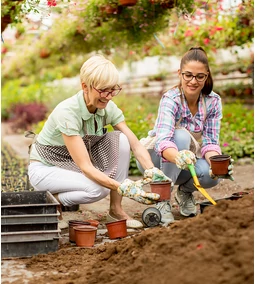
{"left": 1, "top": 122, "right": 254, "bottom": 283}
{"left": 2, "top": 194, "right": 253, "bottom": 284}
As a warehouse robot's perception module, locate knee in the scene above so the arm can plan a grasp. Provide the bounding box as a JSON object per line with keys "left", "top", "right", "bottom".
{"left": 79, "top": 187, "right": 110, "bottom": 204}
{"left": 196, "top": 160, "right": 219, "bottom": 188}
{"left": 174, "top": 129, "right": 191, "bottom": 150}
{"left": 119, "top": 133, "right": 131, "bottom": 156}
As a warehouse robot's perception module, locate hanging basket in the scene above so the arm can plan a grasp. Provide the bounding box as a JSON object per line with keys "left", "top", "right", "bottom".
{"left": 119, "top": 0, "right": 137, "bottom": 6}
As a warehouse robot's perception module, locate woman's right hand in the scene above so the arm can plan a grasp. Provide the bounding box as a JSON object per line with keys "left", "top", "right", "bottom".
{"left": 175, "top": 150, "right": 196, "bottom": 169}
{"left": 117, "top": 179, "right": 160, "bottom": 204}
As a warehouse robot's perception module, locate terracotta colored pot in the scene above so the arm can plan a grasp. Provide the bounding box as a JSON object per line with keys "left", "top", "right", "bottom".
{"left": 119, "top": 0, "right": 137, "bottom": 6}
{"left": 69, "top": 220, "right": 90, "bottom": 243}
{"left": 74, "top": 225, "right": 97, "bottom": 247}
{"left": 150, "top": 181, "right": 171, "bottom": 201}
{"left": 106, "top": 219, "right": 127, "bottom": 239}
{"left": 209, "top": 155, "right": 231, "bottom": 175}
{"left": 84, "top": 219, "right": 100, "bottom": 227}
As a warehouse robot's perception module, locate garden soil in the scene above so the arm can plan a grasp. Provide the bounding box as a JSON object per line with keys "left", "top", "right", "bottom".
{"left": 1, "top": 195, "right": 254, "bottom": 284}
{"left": 1, "top": 122, "right": 254, "bottom": 283}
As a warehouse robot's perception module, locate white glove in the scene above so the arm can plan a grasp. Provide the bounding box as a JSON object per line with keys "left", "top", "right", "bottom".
{"left": 143, "top": 167, "right": 172, "bottom": 185}
{"left": 117, "top": 179, "right": 160, "bottom": 205}
{"left": 175, "top": 150, "right": 196, "bottom": 170}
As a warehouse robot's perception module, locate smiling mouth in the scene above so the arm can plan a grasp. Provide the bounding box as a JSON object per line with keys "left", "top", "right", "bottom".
{"left": 99, "top": 99, "right": 108, "bottom": 103}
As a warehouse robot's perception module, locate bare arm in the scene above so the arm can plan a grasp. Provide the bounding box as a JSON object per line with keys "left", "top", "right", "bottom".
{"left": 114, "top": 121, "right": 154, "bottom": 170}
{"left": 62, "top": 134, "right": 120, "bottom": 190}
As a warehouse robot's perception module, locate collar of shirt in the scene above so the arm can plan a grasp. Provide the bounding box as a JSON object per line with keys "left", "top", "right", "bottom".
{"left": 181, "top": 92, "right": 205, "bottom": 121}
{"left": 77, "top": 90, "right": 106, "bottom": 120}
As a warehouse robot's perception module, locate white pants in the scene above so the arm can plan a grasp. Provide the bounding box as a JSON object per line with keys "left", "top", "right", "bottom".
{"left": 28, "top": 133, "right": 130, "bottom": 206}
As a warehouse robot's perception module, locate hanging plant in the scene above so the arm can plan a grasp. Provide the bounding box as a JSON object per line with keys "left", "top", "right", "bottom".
{"left": 119, "top": 0, "right": 138, "bottom": 6}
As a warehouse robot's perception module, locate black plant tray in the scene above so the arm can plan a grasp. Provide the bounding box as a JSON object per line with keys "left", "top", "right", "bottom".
{"left": 1, "top": 191, "right": 59, "bottom": 215}
{"left": 1, "top": 239, "right": 59, "bottom": 259}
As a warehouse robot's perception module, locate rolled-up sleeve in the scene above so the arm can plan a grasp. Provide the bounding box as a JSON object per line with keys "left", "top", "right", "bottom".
{"left": 106, "top": 101, "right": 124, "bottom": 126}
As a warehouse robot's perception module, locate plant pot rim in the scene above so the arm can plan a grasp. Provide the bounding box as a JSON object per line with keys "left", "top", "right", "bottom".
{"left": 105, "top": 219, "right": 127, "bottom": 226}
{"left": 150, "top": 181, "right": 171, "bottom": 185}
{"left": 69, "top": 220, "right": 90, "bottom": 224}
{"left": 209, "top": 154, "right": 230, "bottom": 160}
{"left": 73, "top": 225, "right": 97, "bottom": 231}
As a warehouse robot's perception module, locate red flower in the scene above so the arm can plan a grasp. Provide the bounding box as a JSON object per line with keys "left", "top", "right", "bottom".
{"left": 184, "top": 30, "right": 193, "bottom": 37}
{"left": 203, "top": 38, "right": 210, "bottom": 45}
{"left": 47, "top": 0, "right": 57, "bottom": 6}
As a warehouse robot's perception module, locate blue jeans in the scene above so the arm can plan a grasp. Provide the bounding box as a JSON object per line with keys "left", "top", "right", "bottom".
{"left": 137, "top": 129, "right": 219, "bottom": 193}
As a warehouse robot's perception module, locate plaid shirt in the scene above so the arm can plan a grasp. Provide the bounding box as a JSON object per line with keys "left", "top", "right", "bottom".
{"left": 150, "top": 87, "right": 222, "bottom": 158}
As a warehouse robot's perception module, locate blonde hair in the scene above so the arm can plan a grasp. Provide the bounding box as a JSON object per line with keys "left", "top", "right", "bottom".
{"left": 80, "top": 54, "right": 119, "bottom": 90}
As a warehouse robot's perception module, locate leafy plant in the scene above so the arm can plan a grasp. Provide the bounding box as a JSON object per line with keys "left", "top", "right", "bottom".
{"left": 1, "top": 142, "right": 31, "bottom": 192}
{"left": 9, "top": 102, "right": 48, "bottom": 132}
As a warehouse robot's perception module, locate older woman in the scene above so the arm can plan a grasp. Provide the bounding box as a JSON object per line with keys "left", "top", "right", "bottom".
{"left": 28, "top": 54, "right": 170, "bottom": 229}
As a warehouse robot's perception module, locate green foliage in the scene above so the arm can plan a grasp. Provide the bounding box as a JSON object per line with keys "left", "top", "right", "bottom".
{"left": 1, "top": 80, "right": 52, "bottom": 120}
{"left": 2, "top": 81, "right": 253, "bottom": 175}
{"left": 115, "top": 96, "right": 254, "bottom": 174}
{"left": 1, "top": 141, "right": 29, "bottom": 192}
{"left": 220, "top": 104, "right": 254, "bottom": 160}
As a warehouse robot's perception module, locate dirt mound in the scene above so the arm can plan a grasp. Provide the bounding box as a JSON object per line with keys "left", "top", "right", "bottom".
{"left": 23, "top": 194, "right": 254, "bottom": 284}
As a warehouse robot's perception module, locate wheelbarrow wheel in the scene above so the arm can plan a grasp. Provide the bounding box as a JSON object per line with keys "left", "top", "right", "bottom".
{"left": 142, "top": 207, "right": 161, "bottom": 227}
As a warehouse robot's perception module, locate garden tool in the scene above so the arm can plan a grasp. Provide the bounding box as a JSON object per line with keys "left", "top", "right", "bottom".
{"left": 188, "top": 164, "right": 217, "bottom": 205}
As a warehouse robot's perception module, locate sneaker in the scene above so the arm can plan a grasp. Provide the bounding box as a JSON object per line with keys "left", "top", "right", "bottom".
{"left": 156, "top": 201, "right": 175, "bottom": 223}
{"left": 175, "top": 187, "right": 197, "bottom": 217}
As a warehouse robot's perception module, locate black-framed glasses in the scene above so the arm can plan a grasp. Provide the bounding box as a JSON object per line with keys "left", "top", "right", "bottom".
{"left": 181, "top": 72, "right": 208, "bottom": 82}
{"left": 93, "top": 84, "right": 122, "bottom": 98}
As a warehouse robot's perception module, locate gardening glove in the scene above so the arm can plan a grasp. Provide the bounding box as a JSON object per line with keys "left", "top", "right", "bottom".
{"left": 209, "top": 158, "right": 235, "bottom": 181}
{"left": 143, "top": 167, "right": 173, "bottom": 185}
{"left": 175, "top": 150, "right": 196, "bottom": 170}
{"left": 117, "top": 178, "right": 160, "bottom": 205}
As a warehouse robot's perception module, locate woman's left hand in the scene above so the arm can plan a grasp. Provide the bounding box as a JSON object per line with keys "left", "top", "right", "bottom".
{"left": 209, "top": 158, "right": 235, "bottom": 181}
{"left": 117, "top": 179, "right": 160, "bottom": 204}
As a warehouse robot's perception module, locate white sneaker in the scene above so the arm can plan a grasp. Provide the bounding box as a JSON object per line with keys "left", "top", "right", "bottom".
{"left": 156, "top": 201, "right": 174, "bottom": 223}
{"left": 175, "top": 187, "right": 197, "bottom": 217}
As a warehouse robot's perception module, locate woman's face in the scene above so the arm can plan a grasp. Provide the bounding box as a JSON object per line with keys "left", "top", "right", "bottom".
{"left": 178, "top": 60, "right": 208, "bottom": 98}
{"left": 82, "top": 84, "right": 118, "bottom": 113}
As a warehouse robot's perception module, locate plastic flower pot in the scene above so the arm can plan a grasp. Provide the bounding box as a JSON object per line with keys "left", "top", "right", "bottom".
{"left": 119, "top": 0, "right": 137, "bottom": 6}
{"left": 74, "top": 225, "right": 97, "bottom": 247}
{"left": 150, "top": 181, "right": 171, "bottom": 201}
{"left": 84, "top": 219, "right": 100, "bottom": 228}
{"left": 68, "top": 220, "right": 90, "bottom": 243}
{"left": 105, "top": 219, "right": 127, "bottom": 239}
{"left": 209, "top": 154, "right": 231, "bottom": 175}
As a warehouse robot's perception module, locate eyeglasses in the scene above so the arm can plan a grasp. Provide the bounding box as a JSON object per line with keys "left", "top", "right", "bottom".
{"left": 93, "top": 85, "right": 122, "bottom": 98}
{"left": 181, "top": 72, "right": 208, "bottom": 82}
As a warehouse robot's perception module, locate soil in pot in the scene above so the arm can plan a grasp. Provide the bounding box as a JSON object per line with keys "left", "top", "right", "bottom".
{"left": 69, "top": 220, "right": 90, "bottom": 243}
{"left": 74, "top": 225, "right": 97, "bottom": 247}
{"left": 106, "top": 219, "right": 127, "bottom": 239}
{"left": 150, "top": 181, "right": 171, "bottom": 201}
{"left": 209, "top": 154, "right": 231, "bottom": 175}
